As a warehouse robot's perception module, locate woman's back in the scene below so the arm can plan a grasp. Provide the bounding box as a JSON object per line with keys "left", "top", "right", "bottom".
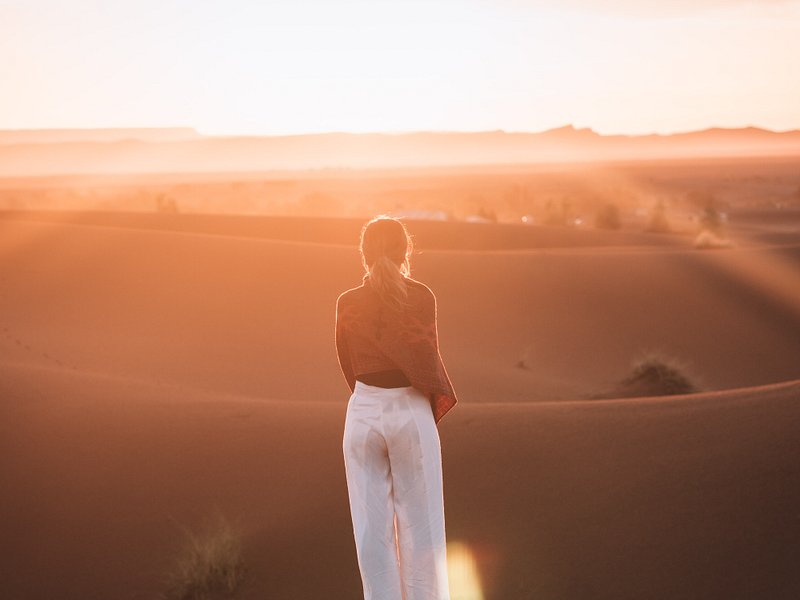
{"left": 335, "top": 274, "right": 458, "bottom": 424}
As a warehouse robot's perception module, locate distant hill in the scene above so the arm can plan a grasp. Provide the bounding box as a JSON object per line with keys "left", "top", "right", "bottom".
{"left": 0, "top": 125, "right": 798, "bottom": 176}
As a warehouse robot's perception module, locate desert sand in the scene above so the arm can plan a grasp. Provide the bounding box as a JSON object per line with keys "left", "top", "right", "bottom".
{"left": 2, "top": 209, "right": 799, "bottom": 599}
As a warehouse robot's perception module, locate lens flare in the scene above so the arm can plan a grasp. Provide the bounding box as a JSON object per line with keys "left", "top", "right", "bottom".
{"left": 447, "top": 540, "right": 484, "bottom": 600}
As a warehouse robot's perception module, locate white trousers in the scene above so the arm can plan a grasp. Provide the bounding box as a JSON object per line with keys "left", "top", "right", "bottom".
{"left": 343, "top": 380, "right": 451, "bottom": 600}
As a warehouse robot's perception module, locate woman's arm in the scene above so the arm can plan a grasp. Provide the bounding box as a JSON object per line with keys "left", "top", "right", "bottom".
{"left": 335, "top": 296, "right": 356, "bottom": 392}
{"left": 420, "top": 285, "right": 441, "bottom": 352}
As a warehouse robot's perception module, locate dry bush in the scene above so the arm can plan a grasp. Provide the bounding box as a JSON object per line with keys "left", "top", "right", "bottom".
{"left": 593, "top": 352, "right": 701, "bottom": 399}
{"left": 618, "top": 353, "right": 700, "bottom": 397}
{"left": 162, "top": 512, "right": 246, "bottom": 600}
{"left": 699, "top": 204, "right": 723, "bottom": 233}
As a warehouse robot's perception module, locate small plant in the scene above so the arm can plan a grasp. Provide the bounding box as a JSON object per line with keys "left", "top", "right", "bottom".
{"left": 618, "top": 353, "right": 699, "bottom": 397}
{"left": 692, "top": 196, "right": 732, "bottom": 248}
{"left": 162, "top": 511, "right": 246, "bottom": 600}
{"left": 699, "top": 204, "right": 722, "bottom": 234}
{"left": 592, "top": 352, "right": 701, "bottom": 399}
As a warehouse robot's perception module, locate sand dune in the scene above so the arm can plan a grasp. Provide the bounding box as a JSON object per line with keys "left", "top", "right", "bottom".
{"left": 1, "top": 359, "right": 798, "bottom": 599}
{"left": 0, "top": 208, "right": 690, "bottom": 250}
{"left": 2, "top": 211, "right": 800, "bottom": 598}
{"left": 1, "top": 211, "right": 799, "bottom": 403}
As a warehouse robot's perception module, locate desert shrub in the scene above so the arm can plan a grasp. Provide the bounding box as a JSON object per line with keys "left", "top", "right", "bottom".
{"left": 594, "top": 203, "right": 621, "bottom": 230}
{"left": 162, "top": 512, "right": 246, "bottom": 600}
{"left": 592, "top": 352, "right": 700, "bottom": 399}
{"left": 618, "top": 353, "right": 699, "bottom": 397}
{"left": 699, "top": 205, "right": 723, "bottom": 233}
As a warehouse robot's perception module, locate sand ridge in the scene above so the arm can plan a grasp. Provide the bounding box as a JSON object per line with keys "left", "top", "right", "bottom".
{"left": 2, "top": 210, "right": 800, "bottom": 598}
{"left": 2, "top": 212, "right": 800, "bottom": 401}
{"left": 2, "top": 359, "right": 799, "bottom": 598}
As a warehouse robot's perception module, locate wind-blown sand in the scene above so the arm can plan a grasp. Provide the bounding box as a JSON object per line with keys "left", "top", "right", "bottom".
{"left": 1, "top": 210, "right": 799, "bottom": 599}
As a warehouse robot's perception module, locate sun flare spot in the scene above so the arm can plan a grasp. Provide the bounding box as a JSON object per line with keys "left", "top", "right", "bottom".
{"left": 447, "top": 541, "right": 484, "bottom": 600}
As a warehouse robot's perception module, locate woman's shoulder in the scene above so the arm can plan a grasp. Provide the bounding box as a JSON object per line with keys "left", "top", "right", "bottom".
{"left": 336, "top": 284, "right": 363, "bottom": 305}
{"left": 404, "top": 276, "right": 435, "bottom": 297}
{"left": 403, "top": 277, "right": 437, "bottom": 313}
{"left": 337, "top": 276, "right": 435, "bottom": 310}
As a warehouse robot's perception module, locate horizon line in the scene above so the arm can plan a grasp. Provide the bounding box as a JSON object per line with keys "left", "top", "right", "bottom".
{"left": 1, "top": 123, "right": 799, "bottom": 138}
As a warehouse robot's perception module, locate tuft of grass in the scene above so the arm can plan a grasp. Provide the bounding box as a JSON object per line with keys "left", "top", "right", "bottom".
{"left": 592, "top": 352, "right": 701, "bottom": 399}
{"left": 162, "top": 511, "right": 246, "bottom": 600}
{"left": 619, "top": 353, "right": 700, "bottom": 397}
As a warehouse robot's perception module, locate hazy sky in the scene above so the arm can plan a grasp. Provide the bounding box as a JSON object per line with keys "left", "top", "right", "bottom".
{"left": 1, "top": 0, "right": 799, "bottom": 135}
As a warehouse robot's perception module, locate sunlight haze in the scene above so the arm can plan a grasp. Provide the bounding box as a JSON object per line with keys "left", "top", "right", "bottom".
{"left": 1, "top": 0, "right": 799, "bottom": 135}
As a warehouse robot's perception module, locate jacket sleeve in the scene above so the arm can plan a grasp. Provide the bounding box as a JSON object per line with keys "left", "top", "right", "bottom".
{"left": 422, "top": 287, "right": 440, "bottom": 352}
{"left": 418, "top": 286, "right": 458, "bottom": 425}
{"left": 335, "top": 296, "right": 356, "bottom": 392}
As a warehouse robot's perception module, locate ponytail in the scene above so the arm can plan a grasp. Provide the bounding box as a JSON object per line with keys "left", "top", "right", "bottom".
{"left": 367, "top": 254, "right": 410, "bottom": 312}
{"left": 359, "top": 215, "right": 413, "bottom": 313}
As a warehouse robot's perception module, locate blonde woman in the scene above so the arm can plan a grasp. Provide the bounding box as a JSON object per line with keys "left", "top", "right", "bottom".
{"left": 335, "top": 215, "right": 458, "bottom": 600}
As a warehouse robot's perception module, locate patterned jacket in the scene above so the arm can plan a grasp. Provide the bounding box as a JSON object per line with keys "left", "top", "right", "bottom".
{"left": 335, "top": 275, "right": 458, "bottom": 424}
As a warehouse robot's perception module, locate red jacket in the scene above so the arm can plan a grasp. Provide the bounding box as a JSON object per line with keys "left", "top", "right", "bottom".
{"left": 335, "top": 275, "right": 458, "bottom": 424}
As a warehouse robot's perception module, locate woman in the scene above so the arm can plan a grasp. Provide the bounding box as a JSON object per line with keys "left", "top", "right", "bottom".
{"left": 335, "top": 215, "right": 458, "bottom": 600}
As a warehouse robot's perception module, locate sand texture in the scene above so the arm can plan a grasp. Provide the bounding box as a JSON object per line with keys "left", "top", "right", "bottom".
{"left": 1, "top": 210, "right": 799, "bottom": 599}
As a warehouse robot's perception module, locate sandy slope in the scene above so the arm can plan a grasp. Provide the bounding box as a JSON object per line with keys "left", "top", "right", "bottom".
{"left": 2, "top": 211, "right": 800, "bottom": 598}
{"left": 1, "top": 211, "right": 799, "bottom": 403}
{"left": 1, "top": 360, "right": 799, "bottom": 599}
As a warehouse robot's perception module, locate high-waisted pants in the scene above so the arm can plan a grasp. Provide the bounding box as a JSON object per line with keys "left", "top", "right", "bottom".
{"left": 343, "top": 380, "right": 451, "bottom": 600}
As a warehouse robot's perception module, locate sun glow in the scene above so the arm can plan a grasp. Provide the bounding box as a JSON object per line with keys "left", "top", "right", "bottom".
{"left": 447, "top": 540, "right": 485, "bottom": 600}
{"left": 2, "top": 0, "right": 799, "bottom": 135}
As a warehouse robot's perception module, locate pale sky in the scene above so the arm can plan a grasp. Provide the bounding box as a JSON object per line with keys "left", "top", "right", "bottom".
{"left": 1, "top": 0, "right": 799, "bottom": 135}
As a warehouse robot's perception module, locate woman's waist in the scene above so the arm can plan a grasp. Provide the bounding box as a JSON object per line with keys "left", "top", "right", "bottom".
{"left": 355, "top": 368, "right": 411, "bottom": 388}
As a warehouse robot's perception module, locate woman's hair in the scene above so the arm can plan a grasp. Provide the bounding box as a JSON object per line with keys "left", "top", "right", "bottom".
{"left": 360, "top": 215, "right": 413, "bottom": 312}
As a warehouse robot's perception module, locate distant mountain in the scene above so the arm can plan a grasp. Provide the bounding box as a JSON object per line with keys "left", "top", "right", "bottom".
{"left": 0, "top": 126, "right": 798, "bottom": 176}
